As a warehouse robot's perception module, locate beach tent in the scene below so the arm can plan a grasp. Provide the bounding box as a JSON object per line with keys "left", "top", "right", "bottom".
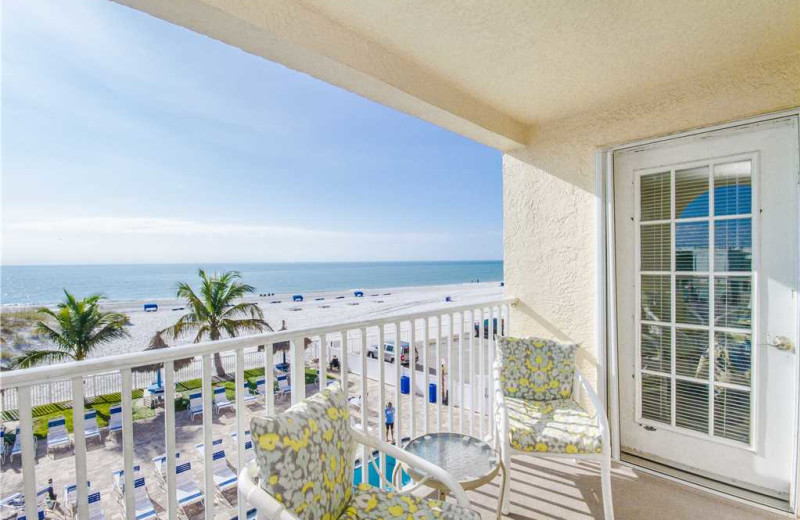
{"left": 353, "top": 291, "right": 364, "bottom": 297}
{"left": 143, "top": 303, "right": 158, "bottom": 312}
{"left": 292, "top": 295, "right": 303, "bottom": 302}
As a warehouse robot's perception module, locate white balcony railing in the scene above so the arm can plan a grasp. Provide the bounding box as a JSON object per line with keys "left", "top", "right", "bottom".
{"left": 0, "top": 298, "right": 513, "bottom": 520}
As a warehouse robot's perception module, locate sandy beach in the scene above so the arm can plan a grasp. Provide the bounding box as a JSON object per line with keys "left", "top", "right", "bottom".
{"left": 47, "top": 282, "right": 503, "bottom": 360}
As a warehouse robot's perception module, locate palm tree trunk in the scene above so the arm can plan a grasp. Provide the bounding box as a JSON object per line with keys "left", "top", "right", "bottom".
{"left": 213, "top": 352, "right": 227, "bottom": 378}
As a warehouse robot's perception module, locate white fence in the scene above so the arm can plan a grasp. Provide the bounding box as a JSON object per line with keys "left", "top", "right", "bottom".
{"left": 1, "top": 351, "right": 266, "bottom": 412}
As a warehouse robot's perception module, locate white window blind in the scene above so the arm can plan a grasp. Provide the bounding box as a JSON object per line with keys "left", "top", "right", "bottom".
{"left": 638, "top": 159, "right": 754, "bottom": 445}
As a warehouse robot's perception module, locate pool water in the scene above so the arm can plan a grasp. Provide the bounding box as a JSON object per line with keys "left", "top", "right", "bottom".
{"left": 353, "top": 453, "right": 410, "bottom": 488}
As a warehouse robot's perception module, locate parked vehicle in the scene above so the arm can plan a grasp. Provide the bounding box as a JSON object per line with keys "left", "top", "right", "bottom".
{"left": 366, "top": 341, "right": 418, "bottom": 366}
{"left": 474, "top": 318, "right": 504, "bottom": 339}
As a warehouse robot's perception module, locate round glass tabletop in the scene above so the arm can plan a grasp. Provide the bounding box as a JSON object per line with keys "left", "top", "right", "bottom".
{"left": 400, "top": 432, "right": 499, "bottom": 487}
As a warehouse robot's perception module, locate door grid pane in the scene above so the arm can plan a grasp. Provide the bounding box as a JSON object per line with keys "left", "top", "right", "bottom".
{"left": 637, "top": 162, "right": 754, "bottom": 445}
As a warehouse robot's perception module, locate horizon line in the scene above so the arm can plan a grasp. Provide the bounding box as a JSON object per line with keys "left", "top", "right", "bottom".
{"left": 1, "top": 259, "right": 504, "bottom": 268}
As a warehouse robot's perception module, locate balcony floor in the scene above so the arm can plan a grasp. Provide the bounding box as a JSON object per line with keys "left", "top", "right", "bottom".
{"left": 0, "top": 377, "right": 785, "bottom": 520}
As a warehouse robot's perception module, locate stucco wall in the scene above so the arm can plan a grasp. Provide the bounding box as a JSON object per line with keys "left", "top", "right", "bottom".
{"left": 504, "top": 53, "right": 800, "bottom": 388}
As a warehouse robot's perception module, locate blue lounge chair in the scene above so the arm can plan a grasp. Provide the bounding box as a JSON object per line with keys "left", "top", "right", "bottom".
{"left": 175, "top": 462, "right": 204, "bottom": 515}
{"left": 107, "top": 405, "right": 123, "bottom": 439}
{"left": 188, "top": 392, "right": 203, "bottom": 421}
{"left": 112, "top": 465, "right": 141, "bottom": 496}
{"left": 229, "top": 431, "right": 255, "bottom": 464}
{"left": 9, "top": 427, "right": 37, "bottom": 463}
{"left": 241, "top": 383, "right": 258, "bottom": 405}
{"left": 46, "top": 416, "right": 72, "bottom": 456}
{"left": 84, "top": 410, "right": 101, "bottom": 443}
{"left": 129, "top": 478, "right": 156, "bottom": 520}
{"left": 152, "top": 452, "right": 180, "bottom": 481}
{"left": 211, "top": 450, "right": 237, "bottom": 501}
{"left": 195, "top": 438, "right": 223, "bottom": 459}
{"left": 213, "top": 387, "right": 233, "bottom": 414}
{"left": 87, "top": 491, "right": 105, "bottom": 520}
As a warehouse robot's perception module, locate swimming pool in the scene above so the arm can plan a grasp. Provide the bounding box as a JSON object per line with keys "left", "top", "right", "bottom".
{"left": 353, "top": 453, "right": 410, "bottom": 488}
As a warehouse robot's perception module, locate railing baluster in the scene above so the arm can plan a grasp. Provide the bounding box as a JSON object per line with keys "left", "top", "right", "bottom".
{"left": 478, "top": 312, "right": 485, "bottom": 439}
{"left": 265, "top": 344, "right": 274, "bottom": 415}
{"left": 72, "top": 377, "right": 89, "bottom": 520}
{"left": 488, "top": 306, "right": 496, "bottom": 444}
{"left": 121, "top": 369, "right": 135, "bottom": 520}
{"left": 435, "top": 316, "right": 442, "bottom": 432}
{"left": 201, "top": 355, "right": 215, "bottom": 520}
{"left": 423, "top": 317, "right": 430, "bottom": 434}
{"left": 458, "top": 312, "right": 465, "bottom": 434}
{"left": 18, "top": 386, "right": 37, "bottom": 520}
{"left": 470, "top": 310, "right": 477, "bottom": 437}
{"left": 319, "top": 334, "right": 328, "bottom": 389}
{"left": 408, "top": 319, "right": 416, "bottom": 439}
{"left": 235, "top": 349, "right": 247, "bottom": 520}
{"left": 359, "top": 327, "right": 369, "bottom": 468}
{"left": 394, "top": 322, "right": 402, "bottom": 446}
{"left": 447, "top": 314, "right": 454, "bottom": 432}
{"left": 291, "top": 336, "right": 306, "bottom": 405}
{"left": 341, "top": 330, "right": 349, "bottom": 397}
{"left": 165, "top": 360, "right": 178, "bottom": 520}
{"left": 377, "top": 324, "right": 386, "bottom": 475}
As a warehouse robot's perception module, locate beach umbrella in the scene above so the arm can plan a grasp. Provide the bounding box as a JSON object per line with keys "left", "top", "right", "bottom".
{"left": 133, "top": 332, "right": 194, "bottom": 385}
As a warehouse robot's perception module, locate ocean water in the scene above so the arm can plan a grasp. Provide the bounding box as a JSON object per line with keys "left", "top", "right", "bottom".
{"left": 0, "top": 261, "right": 503, "bottom": 305}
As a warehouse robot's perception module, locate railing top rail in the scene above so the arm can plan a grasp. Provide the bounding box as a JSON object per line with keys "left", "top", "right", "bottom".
{"left": 0, "top": 297, "right": 515, "bottom": 389}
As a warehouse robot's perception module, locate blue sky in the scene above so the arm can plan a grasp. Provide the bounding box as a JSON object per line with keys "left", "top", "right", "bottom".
{"left": 1, "top": 0, "right": 502, "bottom": 265}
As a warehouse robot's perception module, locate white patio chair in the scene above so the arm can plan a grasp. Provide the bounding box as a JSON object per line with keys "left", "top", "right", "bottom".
{"left": 152, "top": 452, "right": 180, "bottom": 482}
{"left": 84, "top": 410, "right": 102, "bottom": 444}
{"left": 87, "top": 491, "right": 105, "bottom": 520}
{"left": 46, "top": 416, "right": 72, "bottom": 456}
{"left": 175, "top": 462, "right": 204, "bottom": 517}
{"left": 194, "top": 438, "right": 223, "bottom": 459}
{"left": 211, "top": 450, "right": 238, "bottom": 502}
{"left": 0, "top": 428, "right": 6, "bottom": 465}
{"left": 238, "top": 383, "right": 477, "bottom": 520}
{"left": 275, "top": 375, "right": 290, "bottom": 400}
{"left": 107, "top": 405, "right": 123, "bottom": 439}
{"left": 126, "top": 477, "right": 157, "bottom": 520}
{"left": 241, "top": 383, "right": 258, "bottom": 405}
{"left": 188, "top": 392, "right": 203, "bottom": 421}
{"left": 213, "top": 387, "right": 234, "bottom": 414}
{"left": 112, "top": 465, "right": 141, "bottom": 496}
{"left": 494, "top": 336, "right": 614, "bottom": 519}
{"left": 9, "top": 427, "right": 37, "bottom": 463}
{"left": 229, "top": 431, "right": 255, "bottom": 465}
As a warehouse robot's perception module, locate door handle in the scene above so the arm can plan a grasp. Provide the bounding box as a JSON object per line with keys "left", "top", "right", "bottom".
{"left": 767, "top": 336, "right": 795, "bottom": 353}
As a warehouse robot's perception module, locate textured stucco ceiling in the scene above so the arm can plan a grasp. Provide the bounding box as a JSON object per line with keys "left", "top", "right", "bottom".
{"left": 294, "top": 0, "right": 800, "bottom": 123}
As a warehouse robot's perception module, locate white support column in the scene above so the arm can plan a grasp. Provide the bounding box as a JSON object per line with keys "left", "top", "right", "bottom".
{"left": 394, "top": 322, "right": 402, "bottom": 444}
{"left": 121, "top": 369, "right": 135, "bottom": 520}
{"left": 408, "top": 320, "right": 416, "bottom": 439}
{"left": 265, "top": 344, "right": 275, "bottom": 415}
{"left": 359, "top": 327, "right": 369, "bottom": 466}
{"left": 235, "top": 349, "right": 247, "bottom": 520}
{"left": 291, "top": 337, "right": 306, "bottom": 405}
{"left": 165, "top": 361, "right": 178, "bottom": 520}
{"left": 18, "top": 386, "right": 37, "bottom": 520}
{"left": 423, "top": 318, "right": 430, "bottom": 434}
{"left": 201, "top": 355, "right": 215, "bottom": 520}
{"left": 72, "top": 377, "right": 89, "bottom": 520}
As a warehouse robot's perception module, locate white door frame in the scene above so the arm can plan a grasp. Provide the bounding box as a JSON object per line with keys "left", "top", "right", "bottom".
{"left": 596, "top": 107, "right": 800, "bottom": 516}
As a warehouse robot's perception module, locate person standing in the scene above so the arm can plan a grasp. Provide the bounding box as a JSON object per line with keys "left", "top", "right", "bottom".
{"left": 384, "top": 401, "right": 395, "bottom": 443}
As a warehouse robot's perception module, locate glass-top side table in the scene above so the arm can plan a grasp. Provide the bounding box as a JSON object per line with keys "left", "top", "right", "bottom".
{"left": 392, "top": 432, "right": 506, "bottom": 519}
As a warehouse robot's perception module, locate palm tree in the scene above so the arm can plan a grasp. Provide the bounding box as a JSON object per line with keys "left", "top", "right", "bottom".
{"left": 162, "top": 269, "right": 272, "bottom": 377}
{"left": 12, "top": 291, "right": 130, "bottom": 368}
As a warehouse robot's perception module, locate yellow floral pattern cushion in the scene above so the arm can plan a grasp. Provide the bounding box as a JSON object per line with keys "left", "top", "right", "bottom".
{"left": 497, "top": 336, "right": 577, "bottom": 401}
{"left": 505, "top": 396, "right": 602, "bottom": 454}
{"left": 342, "top": 483, "right": 481, "bottom": 520}
{"left": 251, "top": 383, "right": 354, "bottom": 520}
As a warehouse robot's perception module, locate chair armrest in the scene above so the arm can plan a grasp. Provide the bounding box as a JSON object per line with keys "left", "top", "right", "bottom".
{"left": 575, "top": 369, "right": 611, "bottom": 455}
{"left": 492, "top": 358, "right": 509, "bottom": 449}
{"left": 351, "top": 429, "right": 470, "bottom": 508}
{"left": 238, "top": 463, "right": 300, "bottom": 520}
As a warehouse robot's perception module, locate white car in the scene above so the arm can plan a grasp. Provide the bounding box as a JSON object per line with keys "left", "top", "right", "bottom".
{"left": 366, "top": 341, "right": 418, "bottom": 366}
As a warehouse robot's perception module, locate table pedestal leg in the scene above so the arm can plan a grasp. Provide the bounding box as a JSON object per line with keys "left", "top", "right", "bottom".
{"left": 497, "top": 460, "right": 507, "bottom": 519}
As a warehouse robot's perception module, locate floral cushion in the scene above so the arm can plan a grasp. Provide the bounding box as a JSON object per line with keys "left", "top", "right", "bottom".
{"left": 342, "top": 483, "right": 481, "bottom": 520}
{"left": 505, "top": 396, "right": 602, "bottom": 454}
{"left": 497, "top": 336, "right": 577, "bottom": 401}
{"left": 251, "top": 383, "right": 354, "bottom": 520}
